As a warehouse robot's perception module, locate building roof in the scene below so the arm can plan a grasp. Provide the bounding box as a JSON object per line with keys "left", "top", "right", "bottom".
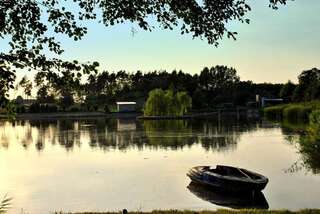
{"left": 116, "top": 102, "right": 136, "bottom": 105}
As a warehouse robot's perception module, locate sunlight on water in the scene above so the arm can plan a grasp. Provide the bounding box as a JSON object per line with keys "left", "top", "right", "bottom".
{"left": 0, "top": 119, "right": 320, "bottom": 214}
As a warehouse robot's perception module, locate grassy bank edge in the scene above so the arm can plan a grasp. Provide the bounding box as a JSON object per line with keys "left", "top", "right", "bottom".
{"left": 55, "top": 209, "right": 320, "bottom": 214}
{"left": 263, "top": 101, "right": 320, "bottom": 122}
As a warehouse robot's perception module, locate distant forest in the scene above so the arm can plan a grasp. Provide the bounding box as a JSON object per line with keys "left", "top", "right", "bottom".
{"left": 13, "top": 66, "right": 320, "bottom": 112}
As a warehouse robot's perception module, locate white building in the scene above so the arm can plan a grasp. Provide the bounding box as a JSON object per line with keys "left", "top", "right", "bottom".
{"left": 116, "top": 102, "right": 136, "bottom": 112}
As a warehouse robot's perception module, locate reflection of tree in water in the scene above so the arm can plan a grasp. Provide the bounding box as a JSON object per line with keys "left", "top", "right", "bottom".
{"left": 281, "top": 121, "right": 320, "bottom": 174}
{"left": 285, "top": 136, "right": 320, "bottom": 174}
{"left": 143, "top": 120, "right": 195, "bottom": 149}
{"left": 294, "top": 136, "right": 320, "bottom": 174}
{"left": 0, "top": 118, "right": 262, "bottom": 152}
{"left": 56, "top": 120, "right": 81, "bottom": 150}
{"left": 142, "top": 119, "right": 260, "bottom": 152}
{"left": 0, "top": 120, "right": 34, "bottom": 149}
{"left": 194, "top": 119, "right": 260, "bottom": 152}
{"left": 197, "top": 120, "right": 240, "bottom": 152}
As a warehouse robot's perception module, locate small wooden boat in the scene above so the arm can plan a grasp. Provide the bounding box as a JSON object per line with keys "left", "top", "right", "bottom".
{"left": 187, "top": 182, "right": 269, "bottom": 209}
{"left": 187, "top": 165, "right": 268, "bottom": 192}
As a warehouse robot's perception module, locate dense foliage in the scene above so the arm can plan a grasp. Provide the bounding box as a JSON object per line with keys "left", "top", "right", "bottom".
{"left": 308, "top": 110, "right": 320, "bottom": 141}
{"left": 279, "top": 68, "right": 320, "bottom": 102}
{"left": 144, "top": 88, "right": 192, "bottom": 116}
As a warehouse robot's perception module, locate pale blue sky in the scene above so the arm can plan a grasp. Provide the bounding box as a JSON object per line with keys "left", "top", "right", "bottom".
{"left": 3, "top": 0, "right": 320, "bottom": 83}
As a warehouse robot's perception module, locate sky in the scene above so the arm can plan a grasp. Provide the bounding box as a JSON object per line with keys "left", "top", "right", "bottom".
{"left": 3, "top": 0, "right": 320, "bottom": 84}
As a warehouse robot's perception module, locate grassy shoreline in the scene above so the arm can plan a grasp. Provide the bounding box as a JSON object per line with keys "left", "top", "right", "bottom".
{"left": 55, "top": 210, "right": 320, "bottom": 214}
{"left": 264, "top": 101, "right": 320, "bottom": 122}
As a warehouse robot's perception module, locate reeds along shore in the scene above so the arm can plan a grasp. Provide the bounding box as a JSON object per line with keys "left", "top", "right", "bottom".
{"left": 264, "top": 101, "right": 320, "bottom": 122}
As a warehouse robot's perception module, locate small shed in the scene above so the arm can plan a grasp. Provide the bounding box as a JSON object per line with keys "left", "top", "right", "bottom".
{"left": 116, "top": 102, "right": 136, "bottom": 112}
{"left": 260, "top": 97, "right": 283, "bottom": 107}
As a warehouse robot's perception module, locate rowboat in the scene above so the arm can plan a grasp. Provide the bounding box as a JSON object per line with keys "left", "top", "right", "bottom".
{"left": 187, "top": 165, "right": 268, "bottom": 192}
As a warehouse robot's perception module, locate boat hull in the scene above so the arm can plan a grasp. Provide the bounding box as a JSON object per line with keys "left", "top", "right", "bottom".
{"left": 187, "top": 166, "right": 268, "bottom": 193}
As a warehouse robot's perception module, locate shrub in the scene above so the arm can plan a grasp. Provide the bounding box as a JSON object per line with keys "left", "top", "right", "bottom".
{"left": 283, "top": 105, "right": 312, "bottom": 122}
{"left": 308, "top": 110, "right": 320, "bottom": 140}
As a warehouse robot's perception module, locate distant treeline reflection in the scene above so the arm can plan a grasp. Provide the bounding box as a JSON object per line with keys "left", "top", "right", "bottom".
{"left": 0, "top": 119, "right": 260, "bottom": 152}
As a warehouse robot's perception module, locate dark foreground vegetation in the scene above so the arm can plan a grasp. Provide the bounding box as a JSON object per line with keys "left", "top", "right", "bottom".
{"left": 55, "top": 210, "right": 320, "bottom": 214}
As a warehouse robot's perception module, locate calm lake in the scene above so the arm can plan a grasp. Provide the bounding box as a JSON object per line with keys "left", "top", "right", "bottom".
{"left": 0, "top": 118, "right": 320, "bottom": 213}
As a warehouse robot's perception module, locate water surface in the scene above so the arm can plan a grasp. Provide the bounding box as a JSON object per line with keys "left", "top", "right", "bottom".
{"left": 0, "top": 119, "right": 319, "bottom": 213}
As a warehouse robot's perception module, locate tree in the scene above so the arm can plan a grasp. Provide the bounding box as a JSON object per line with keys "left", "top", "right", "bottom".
{"left": 144, "top": 88, "right": 192, "bottom": 116}
{"left": 0, "top": 63, "right": 15, "bottom": 108}
{"left": 293, "top": 68, "right": 320, "bottom": 102}
{"left": 144, "top": 89, "right": 167, "bottom": 116}
{"left": 18, "top": 76, "right": 33, "bottom": 99}
{"left": 280, "top": 80, "right": 296, "bottom": 102}
{"left": 176, "top": 91, "right": 192, "bottom": 115}
{"left": 199, "top": 66, "right": 240, "bottom": 91}
{"left": 36, "top": 86, "right": 55, "bottom": 103}
{"left": 0, "top": 0, "right": 289, "bottom": 106}
{"left": 59, "top": 92, "right": 74, "bottom": 111}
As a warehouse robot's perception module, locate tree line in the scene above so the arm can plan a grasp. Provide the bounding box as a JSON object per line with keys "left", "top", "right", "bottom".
{"left": 11, "top": 65, "right": 288, "bottom": 112}
{"left": 280, "top": 68, "right": 320, "bottom": 102}
{"left": 10, "top": 66, "right": 320, "bottom": 113}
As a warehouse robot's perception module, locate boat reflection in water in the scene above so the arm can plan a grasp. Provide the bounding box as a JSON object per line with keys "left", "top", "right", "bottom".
{"left": 187, "top": 182, "right": 269, "bottom": 209}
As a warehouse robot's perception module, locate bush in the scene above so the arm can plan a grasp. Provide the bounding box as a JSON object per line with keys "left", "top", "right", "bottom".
{"left": 308, "top": 110, "right": 320, "bottom": 139}
{"left": 283, "top": 105, "right": 312, "bottom": 122}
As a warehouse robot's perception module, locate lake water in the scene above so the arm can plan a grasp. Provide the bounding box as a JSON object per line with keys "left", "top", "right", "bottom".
{"left": 0, "top": 118, "right": 320, "bottom": 213}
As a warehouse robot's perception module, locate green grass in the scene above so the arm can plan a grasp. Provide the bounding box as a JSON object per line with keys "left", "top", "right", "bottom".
{"left": 55, "top": 209, "right": 320, "bottom": 214}
{"left": 264, "top": 101, "right": 320, "bottom": 122}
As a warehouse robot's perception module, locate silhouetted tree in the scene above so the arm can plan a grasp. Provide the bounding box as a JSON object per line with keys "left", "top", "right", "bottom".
{"left": 280, "top": 81, "right": 296, "bottom": 102}
{"left": 293, "top": 68, "right": 320, "bottom": 102}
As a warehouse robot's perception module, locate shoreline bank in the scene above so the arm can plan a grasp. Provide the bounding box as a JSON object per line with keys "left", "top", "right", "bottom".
{"left": 0, "top": 108, "right": 260, "bottom": 120}
{"left": 56, "top": 209, "right": 320, "bottom": 214}
{"left": 0, "top": 112, "right": 142, "bottom": 120}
